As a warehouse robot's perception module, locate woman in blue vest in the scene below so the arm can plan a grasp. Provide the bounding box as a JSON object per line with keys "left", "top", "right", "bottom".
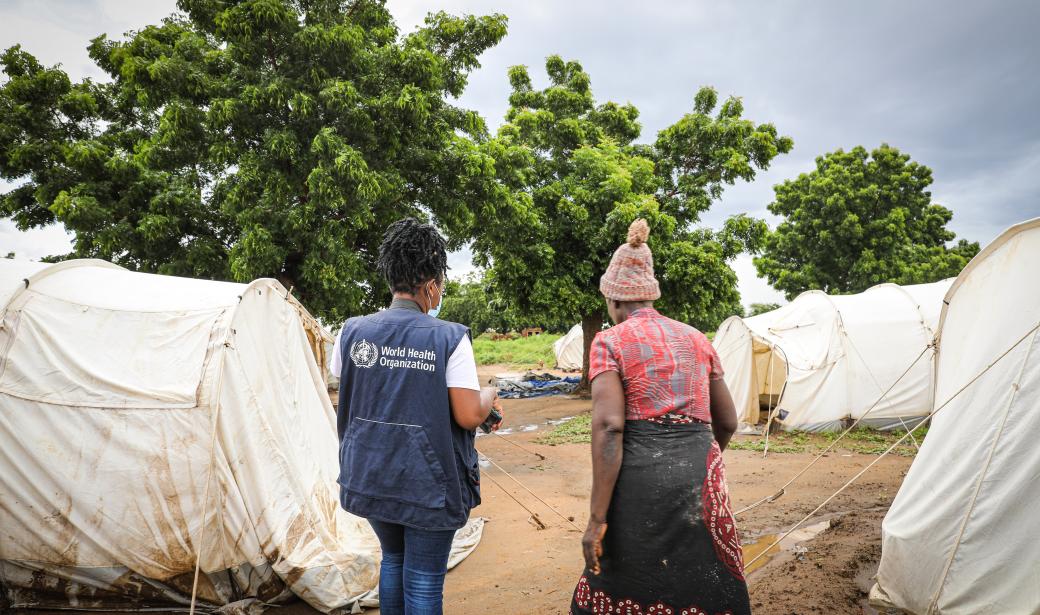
{"left": 332, "top": 218, "right": 501, "bottom": 615}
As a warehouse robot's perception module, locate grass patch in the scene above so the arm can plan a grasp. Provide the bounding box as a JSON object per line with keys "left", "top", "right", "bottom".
{"left": 729, "top": 426, "right": 927, "bottom": 457}
{"left": 533, "top": 415, "right": 927, "bottom": 455}
{"left": 472, "top": 333, "right": 561, "bottom": 369}
{"left": 535, "top": 413, "right": 592, "bottom": 446}
{"left": 726, "top": 439, "right": 805, "bottom": 454}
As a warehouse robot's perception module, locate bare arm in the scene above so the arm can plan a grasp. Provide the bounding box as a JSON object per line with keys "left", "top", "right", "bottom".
{"left": 709, "top": 378, "right": 738, "bottom": 451}
{"left": 583, "top": 371, "right": 626, "bottom": 574}
{"left": 449, "top": 386, "right": 497, "bottom": 430}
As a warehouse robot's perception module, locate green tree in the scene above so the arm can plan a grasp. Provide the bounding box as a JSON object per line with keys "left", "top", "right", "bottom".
{"left": 754, "top": 144, "right": 980, "bottom": 298}
{"left": 438, "top": 274, "right": 514, "bottom": 334}
{"left": 747, "top": 302, "right": 780, "bottom": 317}
{"left": 471, "top": 57, "right": 792, "bottom": 385}
{"left": 0, "top": 0, "right": 507, "bottom": 323}
{"left": 439, "top": 273, "right": 572, "bottom": 334}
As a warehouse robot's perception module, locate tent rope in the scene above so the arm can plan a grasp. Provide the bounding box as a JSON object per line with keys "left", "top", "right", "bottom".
{"left": 481, "top": 471, "right": 548, "bottom": 530}
{"left": 479, "top": 450, "right": 582, "bottom": 531}
{"left": 748, "top": 424, "right": 927, "bottom": 566}
{"left": 743, "top": 319, "right": 1040, "bottom": 570}
{"left": 926, "top": 323, "right": 1038, "bottom": 613}
{"left": 489, "top": 431, "right": 547, "bottom": 460}
{"left": 842, "top": 334, "right": 923, "bottom": 449}
{"left": 735, "top": 345, "right": 931, "bottom": 516}
{"left": 895, "top": 414, "right": 921, "bottom": 451}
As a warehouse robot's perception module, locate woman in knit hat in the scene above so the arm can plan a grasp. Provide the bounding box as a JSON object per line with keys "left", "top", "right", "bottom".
{"left": 569, "top": 219, "right": 751, "bottom": 615}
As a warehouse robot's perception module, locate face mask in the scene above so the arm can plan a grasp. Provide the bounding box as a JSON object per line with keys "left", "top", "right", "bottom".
{"left": 426, "top": 283, "right": 443, "bottom": 318}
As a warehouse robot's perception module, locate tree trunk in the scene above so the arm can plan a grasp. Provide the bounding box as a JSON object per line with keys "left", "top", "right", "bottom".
{"left": 579, "top": 312, "right": 603, "bottom": 394}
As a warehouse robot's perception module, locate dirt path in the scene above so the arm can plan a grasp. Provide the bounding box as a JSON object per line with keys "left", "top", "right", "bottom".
{"left": 445, "top": 417, "right": 910, "bottom": 614}
{"left": 282, "top": 383, "right": 913, "bottom": 615}
{"left": 13, "top": 371, "right": 909, "bottom": 615}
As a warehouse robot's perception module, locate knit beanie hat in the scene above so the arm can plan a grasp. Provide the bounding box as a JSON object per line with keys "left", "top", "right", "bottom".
{"left": 599, "top": 219, "right": 661, "bottom": 302}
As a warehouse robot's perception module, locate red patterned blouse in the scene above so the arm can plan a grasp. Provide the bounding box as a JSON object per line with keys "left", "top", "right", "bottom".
{"left": 588, "top": 307, "right": 724, "bottom": 422}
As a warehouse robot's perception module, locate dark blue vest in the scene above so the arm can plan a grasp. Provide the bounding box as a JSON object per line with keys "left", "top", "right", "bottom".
{"left": 336, "top": 304, "right": 480, "bottom": 530}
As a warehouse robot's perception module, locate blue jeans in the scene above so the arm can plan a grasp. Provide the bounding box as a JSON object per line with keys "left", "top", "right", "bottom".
{"left": 368, "top": 519, "right": 456, "bottom": 615}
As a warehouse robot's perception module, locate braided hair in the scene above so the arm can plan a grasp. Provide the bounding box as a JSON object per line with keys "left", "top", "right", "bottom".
{"left": 376, "top": 218, "right": 448, "bottom": 294}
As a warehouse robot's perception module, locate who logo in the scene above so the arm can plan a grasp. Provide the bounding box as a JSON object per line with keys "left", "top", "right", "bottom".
{"left": 349, "top": 339, "right": 379, "bottom": 368}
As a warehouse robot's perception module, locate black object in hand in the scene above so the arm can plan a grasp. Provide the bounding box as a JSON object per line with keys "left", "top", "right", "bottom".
{"left": 479, "top": 407, "right": 503, "bottom": 434}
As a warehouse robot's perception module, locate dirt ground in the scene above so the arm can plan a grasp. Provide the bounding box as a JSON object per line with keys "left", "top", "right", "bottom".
{"left": 280, "top": 365, "right": 913, "bottom": 615}
{"left": 11, "top": 368, "right": 907, "bottom": 615}
{"left": 12, "top": 368, "right": 911, "bottom": 611}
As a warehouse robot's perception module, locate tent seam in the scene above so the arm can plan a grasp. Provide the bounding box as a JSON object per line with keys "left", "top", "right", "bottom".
{"left": 926, "top": 325, "right": 1039, "bottom": 613}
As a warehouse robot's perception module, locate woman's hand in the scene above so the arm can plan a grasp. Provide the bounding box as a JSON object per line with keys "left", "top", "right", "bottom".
{"left": 709, "top": 378, "right": 738, "bottom": 451}
{"left": 489, "top": 397, "right": 505, "bottom": 432}
{"left": 480, "top": 386, "right": 504, "bottom": 431}
{"left": 585, "top": 371, "right": 624, "bottom": 575}
{"left": 479, "top": 386, "right": 498, "bottom": 410}
{"left": 450, "top": 386, "right": 498, "bottom": 430}
{"left": 582, "top": 518, "right": 608, "bottom": 575}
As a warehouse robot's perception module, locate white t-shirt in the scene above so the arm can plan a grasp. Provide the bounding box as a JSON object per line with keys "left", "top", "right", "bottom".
{"left": 330, "top": 325, "right": 480, "bottom": 391}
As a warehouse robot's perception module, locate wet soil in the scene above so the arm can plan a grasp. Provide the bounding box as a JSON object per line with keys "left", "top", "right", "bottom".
{"left": 18, "top": 365, "right": 908, "bottom": 615}
{"left": 282, "top": 366, "right": 914, "bottom": 614}
{"left": 745, "top": 509, "right": 891, "bottom": 614}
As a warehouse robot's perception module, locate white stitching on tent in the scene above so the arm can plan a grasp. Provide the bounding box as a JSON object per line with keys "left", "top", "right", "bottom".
{"left": 925, "top": 326, "right": 1039, "bottom": 614}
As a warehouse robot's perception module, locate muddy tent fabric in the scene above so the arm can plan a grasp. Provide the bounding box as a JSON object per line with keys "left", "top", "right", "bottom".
{"left": 871, "top": 218, "right": 1040, "bottom": 614}
{"left": 0, "top": 260, "right": 483, "bottom": 613}
{"left": 712, "top": 280, "right": 952, "bottom": 432}
{"left": 554, "top": 324, "right": 584, "bottom": 371}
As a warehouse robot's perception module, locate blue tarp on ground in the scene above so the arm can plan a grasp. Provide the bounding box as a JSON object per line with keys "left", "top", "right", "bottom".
{"left": 496, "top": 372, "right": 581, "bottom": 399}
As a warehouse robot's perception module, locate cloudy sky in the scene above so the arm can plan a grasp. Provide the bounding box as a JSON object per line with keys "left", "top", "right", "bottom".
{"left": 2, "top": 0, "right": 1039, "bottom": 307}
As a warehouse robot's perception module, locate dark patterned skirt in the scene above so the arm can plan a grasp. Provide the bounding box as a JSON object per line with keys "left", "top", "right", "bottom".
{"left": 570, "top": 420, "right": 751, "bottom": 615}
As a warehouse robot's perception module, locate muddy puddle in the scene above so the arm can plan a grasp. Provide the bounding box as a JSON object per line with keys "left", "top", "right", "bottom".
{"left": 476, "top": 416, "right": 576, "bottom": 468}
{"left": 476, "top": 415, "right": 575, "bottom": 438}
{"left": 743, "top": 519, "right": 832, "bottom": 575}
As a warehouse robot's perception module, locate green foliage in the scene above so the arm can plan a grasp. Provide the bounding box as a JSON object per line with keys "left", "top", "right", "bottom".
{"left": 438, "top": 275, "right": 515, "bottom": 334}
{"left": 747, "top": 302, "right": 781, "bottom": 317}
{"left": 754, "top": 144, "right": 980, "bottom": 299}
{"left": 535, "top": 413, "right": 592, "bottom": 446}
{"left": 438, "top": 273, "right": 572, "bottom": 334}
{"left": 471, "top": 332, "right": 560, "bottom": 368}
{"left": 471, "top": 57, "right": 792, "bottom": 381}
{"left": 0, "top": 1, "right": 509, "bottom": 324}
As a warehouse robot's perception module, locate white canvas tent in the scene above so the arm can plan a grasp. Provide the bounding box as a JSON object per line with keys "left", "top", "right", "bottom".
{"left": 0, "top": 259, "right": 482, "bottom": 613}
{"left": 871, "top": 218, "right": 1040, "bottom": 614}
{"left": 712, "top": 280, "right": 952, "bottom": 432}
{"left": 554, "top": 324, "right": 584, "bottom": 371}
